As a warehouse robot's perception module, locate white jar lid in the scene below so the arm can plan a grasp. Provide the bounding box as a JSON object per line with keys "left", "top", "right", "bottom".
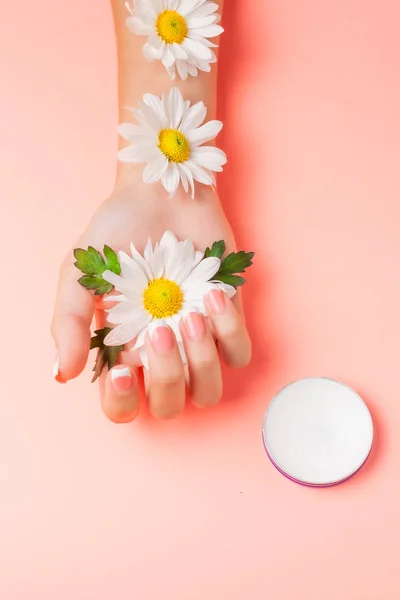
{"left": 262, "top": 378, "right": 373, "bottom": 486}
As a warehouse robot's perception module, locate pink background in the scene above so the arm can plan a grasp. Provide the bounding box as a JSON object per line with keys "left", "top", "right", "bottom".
{"left": 1, "top": 1, "right": 400, "bottom": 598}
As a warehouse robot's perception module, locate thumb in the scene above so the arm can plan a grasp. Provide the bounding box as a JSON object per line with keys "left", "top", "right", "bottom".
{"left": 51, "top": 262, "right": 94, "bottom": 382}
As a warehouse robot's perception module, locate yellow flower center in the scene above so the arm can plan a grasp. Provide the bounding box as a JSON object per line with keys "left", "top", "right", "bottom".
{"left": 156, "top": 10, "right": 188, "bottom": 44}
{"left": 143, "top": 278, "right": 184, "bottom": 319}
{"left": 158, "top": 128, "right": 190, "bottom": 163}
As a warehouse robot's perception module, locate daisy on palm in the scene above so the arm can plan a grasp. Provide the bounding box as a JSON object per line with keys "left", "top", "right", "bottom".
{"left": 125, "top": 0, "right": 223, "bottom": 80}
{"left": 102, "top": 231, "right": 236, "bottom": 369}
{"left": 118, "top": 87, "right": 227, "bottom": 198}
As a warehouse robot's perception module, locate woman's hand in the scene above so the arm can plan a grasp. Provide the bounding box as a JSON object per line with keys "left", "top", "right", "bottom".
{"left": 51, "top": 179, "right": 251, "bottom": 422}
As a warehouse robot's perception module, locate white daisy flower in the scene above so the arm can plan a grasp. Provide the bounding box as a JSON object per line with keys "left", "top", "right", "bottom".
{"left": 125, "top": 0, "right": 223, "bottom": 80}
{"left": 102, "top": 231, "right": 236, "bottom": 369}
{"left": 118, "top": 87, "right": 227, "bottom": 198}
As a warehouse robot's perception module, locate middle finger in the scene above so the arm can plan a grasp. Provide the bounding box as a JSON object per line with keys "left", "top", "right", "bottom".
{"left": 145, "top": 321, "right": 186, "bottom": 419}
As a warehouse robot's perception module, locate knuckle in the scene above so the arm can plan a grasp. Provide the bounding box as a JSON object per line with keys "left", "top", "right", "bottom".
{"left": 151, "top": 404, "right": 184, "bottom": 420}
{"left": 152, "top": 373, "right": 182, "bottom": 388}
{"left": 192, "top": 357, "right": 216, "bottom": 371}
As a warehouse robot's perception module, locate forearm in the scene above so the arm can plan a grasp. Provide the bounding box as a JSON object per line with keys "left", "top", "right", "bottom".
{"left": 110, "top": 0, "right": 224, "bottom": 186}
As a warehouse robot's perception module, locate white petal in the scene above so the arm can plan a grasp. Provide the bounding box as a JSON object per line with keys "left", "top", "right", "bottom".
{"left": 179, "top": 0, "right": 204, "bottom": 16}
{"left": 190, "top": 146, "right": 227, "bottom": 171}
{"left": 187, "top": 2, "right": 219, "bottom": 19}
{"left": 180, "top": 101, "right": 207, "bottom": 132}
{"left": 161, "top": 45, "right": 175, "bottom": 68}
{"left": 144, "top": 238, "right": 154, "bottom": 266}
{"left": 187, "top": 15, "right": 219, "bottom": 29}
{"left": 159, "top": 230, "right": 179, "bottom": 257}
{"left": 190, "top": 35, "right": 217, "bottom": 47}
{"left": 177, "top": 163, "right": 189, "bottom": 192}
{"left": 148, "top": 32, "right": 164, "bottom": 50}
{"left": 142, "top": 154, "right": 168, "bottom": 183}
{"left": 167, "top": 87, "right": 184, "bottom": 129}
{"left": 117, "top": 145, "right": 144, "bottom": 163}
{"left": 181, "top": 256, "right": 220, "bottom": 289}
{"left": 107, "top": 302, "right": 140, "bottom": 325}
{"left": 143, "top": 93, "right": 168, "bottom": 128}
{"left": 118, "top": 122, "right": 140, "bottom": 140}
{"left": 143, "top": 41, "right": 164, "bottom": 61}
{"left": 164, "top": 240, "right": 195, "bottom": 283}
{"left": 118, "top": 250, "right": 149, "bottom": 283}
{"left": 194, "top": 59, "right": 211, "bottom": 73}
{"left": 182, "top": 37, "right": 213, "bottom": 61}
{"left": 161, "top": 163, "right": 180, "bottom": 196}
{"left": 103, "top": 294, "right": 128, "bottom": 303}
{"left": 130, "top": 243, "right": 153, "bottom": 280}
{"left": 187, "top": 63, "right": 198, "bottom": 77}
{"left": 139, "top": 99, "right": 164, "bottom": 131}
{"left": 192, "top": 24, "right": 224, "bottom": 38}
{"left": 193, "top": 250, "right": 204, "bottom": 267}
{"left": 187, "top": 120, "right": 222, "bottom": 145}
{"left": 178, "top": 162, "right": 195, "bottom": 197}
{"left": 104, "top": 313, "right": 150, "bottom": 346}
{"left": 149, "top": 243, "right": 164, "bottom": 279}
{"left": 126, "top": 16, "right": 152, "bottom": 35}
{"left": 185, "top": 161, "right": 214, "bottom": 185}
{"left": 175, "top": 59, "right": 188, "bottom": 80}
{"left": 166, "top": 64, "right": 177, "bottom": 80}
{"left": 103, "top": 268, "right": 147, "bottom": 299}
{"left": 133, "top": 327, "right": 147, "bottom": 349}
{"left": 149, "top": 0, "right": 163, "bottom": 12}
{"left": 171, "top": 43, "right": 188, "bottom": 60}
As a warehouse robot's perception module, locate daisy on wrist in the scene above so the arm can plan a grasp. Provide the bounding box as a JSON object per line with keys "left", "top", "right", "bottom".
{"left": 118, "top": 87, "right": 227, "bottom": 198}
{"left": 126, "top": 0, "right": 223, "bottom": 80}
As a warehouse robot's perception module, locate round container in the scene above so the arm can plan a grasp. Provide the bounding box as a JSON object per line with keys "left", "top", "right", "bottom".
{"left": 262, "top": 377, "right": 373, "bottom": 487}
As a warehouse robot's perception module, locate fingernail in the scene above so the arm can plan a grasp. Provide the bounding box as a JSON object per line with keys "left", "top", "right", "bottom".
{"left": 53, "top": 351, "right": 66, "bottom": 384}
{"left": 111, "top": 367, "right": 133, "bottom": 394}
{"left": 149, "top": 321, "right": 175, "bottom": 355}
{"left": 184, "top": 312, "right": 206, "bottom": 341}
{"left": 206, "top": 290, "right": 226, "bottom": 314}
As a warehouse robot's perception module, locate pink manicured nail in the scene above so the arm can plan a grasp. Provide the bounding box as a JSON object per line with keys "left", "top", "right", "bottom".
{"left": 150, "top": 324, "right": 175, "bottom": 355}
{"left": 111, "top": 367, "right": 133, "bottom": 394}
{"left": 184, "top": 312, "right": 206, "bottom": 341}
{"left": 207, "top": 290, "right": 226, "bottom": 314}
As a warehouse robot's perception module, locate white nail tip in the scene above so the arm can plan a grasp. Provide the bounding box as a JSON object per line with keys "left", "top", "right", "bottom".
{"left": 53, "top": 355, "right": 59, "bottom": 378}
{"left": 148, "top": 319, "right": 168, "bottom": 338}
{"left": 111, "top": 367, "right": 131, "bottom": 381}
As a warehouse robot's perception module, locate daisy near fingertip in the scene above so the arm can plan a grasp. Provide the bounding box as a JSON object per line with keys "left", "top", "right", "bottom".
{"left": 125, "top": 0, "right": 223, "bottom": 80}
{"left": 101, "top": 231, "right": 236, "bottom": 369}
{"left": 118, "top": 87, "right": 227, "bottom": 198}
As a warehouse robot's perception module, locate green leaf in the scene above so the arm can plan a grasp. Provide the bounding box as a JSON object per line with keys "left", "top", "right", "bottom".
{"left": 214, "top": 273, "right": 247, "bottom": 287}
{"left": 78, "top": 275, "right": 113, "bottom": 296}
{"left": 204, "top": 240, "right": 226, "bottom": 259}
{"left": 212, "top": 250, "right": 255, "bottom": 289}
{"left": 103, "top": 245, "right": 121, "bottom": 275}
{"left": 218, "top": 251, "right": 255, "bottom": 274}
{"left": 90, "top": 328, "right": 124, "bottom": 383}
{"left": 74, "top": 246, "right": 105, "bottom": 275}
{"left": 74, "top": 244, "right": 121, "bottom": 295}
